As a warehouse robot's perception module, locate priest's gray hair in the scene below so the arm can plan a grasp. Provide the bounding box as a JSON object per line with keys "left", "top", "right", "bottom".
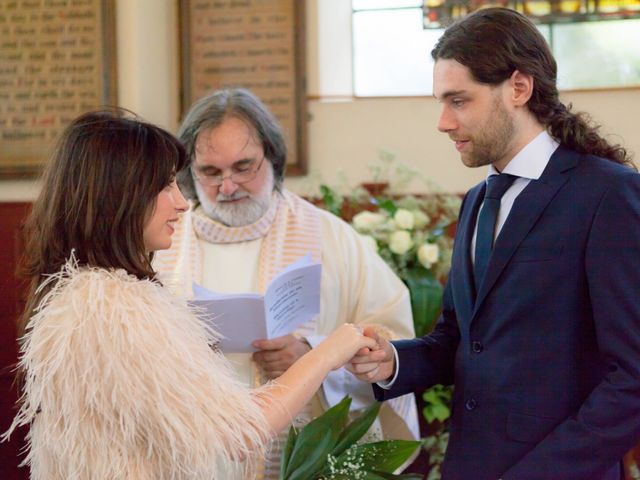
{"left": 176, "top": 88, "right": 287, "bottom": 200}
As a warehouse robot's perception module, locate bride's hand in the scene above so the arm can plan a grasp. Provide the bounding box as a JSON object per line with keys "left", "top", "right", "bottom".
{"left": 315, "top": 324, "right": 378, "bottom": 371}
{"left": 346, "top": 327, "right": 395, "bottom": 383}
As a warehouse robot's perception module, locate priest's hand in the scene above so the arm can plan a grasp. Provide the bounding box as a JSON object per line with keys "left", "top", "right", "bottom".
{"left": 252, "top": 334, "right": 312, "bottom": 379}
{"left": 346, "top": 327, "right": 396, "bottom": 383}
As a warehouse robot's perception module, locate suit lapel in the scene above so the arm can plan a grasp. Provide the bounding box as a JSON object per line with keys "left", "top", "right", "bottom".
{"left": 452, "top": 182, "right": 485, "bottom": 325}
{"left": 472, "top": 146, "right": 579, "bottom": 317}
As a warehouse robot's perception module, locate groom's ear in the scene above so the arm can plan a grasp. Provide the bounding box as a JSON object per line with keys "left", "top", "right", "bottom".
{"left": 508, "top": 70, "right": 534, "bottom": 107}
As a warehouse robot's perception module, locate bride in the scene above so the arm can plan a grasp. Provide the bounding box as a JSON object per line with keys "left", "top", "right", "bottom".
{"left": 3, "top": 109, "right": 376, "bottom": 479}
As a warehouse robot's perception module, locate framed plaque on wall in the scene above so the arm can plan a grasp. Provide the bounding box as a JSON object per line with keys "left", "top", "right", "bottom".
{"left": 179, "top": 0, "right": 308, "bottom": 175}
{"left": 0, "top": 0, "right": 117, "bottom": 178}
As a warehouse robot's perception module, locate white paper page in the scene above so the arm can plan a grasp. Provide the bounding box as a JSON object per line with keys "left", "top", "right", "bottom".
{"left": 190, "top": 285, "right": 267, "bottom": 352}
{"left": 264, "top": 254, "right": 321, "bottom": 338}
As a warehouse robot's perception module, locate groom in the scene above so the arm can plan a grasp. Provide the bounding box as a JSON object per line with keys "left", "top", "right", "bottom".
{"left": 349, "top": 8, "right": 640, "bottom": 480}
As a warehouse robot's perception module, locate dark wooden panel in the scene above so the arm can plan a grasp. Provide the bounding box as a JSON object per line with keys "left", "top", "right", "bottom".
{"left": 179, "top": 0, "right": 308, "bottom": 176}
{"left": 0, "top": 376, "right": 27, "bottom": 480}
{"left": 0, "top": 202, "right": 31, "bottom": 480}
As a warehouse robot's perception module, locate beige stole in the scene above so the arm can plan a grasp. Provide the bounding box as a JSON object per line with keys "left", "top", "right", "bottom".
{"left": 156, "top": 190, "right": 322, "bottom": 479}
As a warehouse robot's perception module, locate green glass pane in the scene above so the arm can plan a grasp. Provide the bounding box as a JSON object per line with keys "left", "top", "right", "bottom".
{"left": 553, "top": 19, "right": 640, "bottom": 89}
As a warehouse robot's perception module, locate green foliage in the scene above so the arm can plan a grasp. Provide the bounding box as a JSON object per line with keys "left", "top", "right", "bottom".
{"left": 282, "top": 396, "right": 351, "bottom": 480}
{"left": 280, "top": 425, "right": 298, "bottom": 479}
{"left": 422, "top": 385, "right": 452, "bottom": 424}
{"left": 404, "top": 268, "right": 443, "bottom": 337}
{"left": 323, "top": 441, "right": 424, "bottom": 477}
{"left": 421, "top": 385, "right": 453, "bottom": 480}
{"left": 280, "top": 397, "right": 422, "bottom": 480}
{"left": 372, "top": 197, "right": 398, "bottom": 216}
{"left": 320, "top": 184, "right": 344, "bottom": 217}
{"left": 423, "top": 431, "right": 449, "bottom": 480}
{"left": 332, "top": 399, "right": 381, "bottom": 457}
{"left": 366, "top": 472, "right": 425, "bottom": 480}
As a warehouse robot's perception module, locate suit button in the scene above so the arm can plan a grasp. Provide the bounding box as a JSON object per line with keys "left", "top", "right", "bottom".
{"left": 472, "top": 341, "right": 483, "bottom": 353}
{"left": 465, "top": 398, "right": 477, "bottom": 411}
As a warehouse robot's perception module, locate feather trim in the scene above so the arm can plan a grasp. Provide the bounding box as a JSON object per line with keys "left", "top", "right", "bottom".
{"left": 3, "top": 259, "right": 272, "bottom": 479}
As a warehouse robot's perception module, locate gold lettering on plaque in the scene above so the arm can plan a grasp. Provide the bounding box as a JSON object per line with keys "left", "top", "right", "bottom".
{"left": 0, "top": 0, "right": 108, "bottom": 172}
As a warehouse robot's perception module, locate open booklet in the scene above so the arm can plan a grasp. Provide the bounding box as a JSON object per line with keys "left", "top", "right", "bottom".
{"left": 190, "top": 254, "right": 321, "bottom": 352}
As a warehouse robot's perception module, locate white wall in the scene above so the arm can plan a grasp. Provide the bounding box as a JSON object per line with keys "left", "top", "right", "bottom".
{"left": 286, "top": 89, "right": 640, "bottom": 195}
{"left": 116, "top": 0, "right": 180, "bottom": 131}
{"left": 1, "top": 0, "right": 639, "bottom": 201}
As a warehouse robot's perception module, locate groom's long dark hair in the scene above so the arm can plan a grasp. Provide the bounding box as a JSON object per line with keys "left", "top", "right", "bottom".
{"left": 432, "top": 7, "right": 634, "bottom": 169}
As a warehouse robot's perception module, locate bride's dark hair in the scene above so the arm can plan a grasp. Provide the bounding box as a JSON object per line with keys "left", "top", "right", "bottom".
{"left": 19, "top": 108, "right": 188, "bottom": 337}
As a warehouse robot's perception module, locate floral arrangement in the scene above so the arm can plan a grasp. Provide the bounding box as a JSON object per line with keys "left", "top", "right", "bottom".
{"left": 351, "top": 195, "right": 458, "bottom": 282}
{"left": 279, "top": 396, "right": 422, "bottom": 480}
{"left": 316, "top": 160, "right": 460, "bottom": 337}
{"left": 348, "top": 193, "right": 458, "bottom": 480}
{"left": 350, "top": 194, "right": 458, "bottom": 337}
{"left": 310, "top": 152, "right": 461, "bottom": 478}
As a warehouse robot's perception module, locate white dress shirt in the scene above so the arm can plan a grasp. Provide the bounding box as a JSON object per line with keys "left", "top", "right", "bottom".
{"left": 379, "top": 130, "right": 559, "bottom": 389}
{"left": 471, "top": 130, "right": 559, "bottom": 263}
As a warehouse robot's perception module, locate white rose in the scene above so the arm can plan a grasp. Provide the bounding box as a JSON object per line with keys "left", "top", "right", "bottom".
{"left": 418, "top": 243, "right": 440, "bottom": 268}
{"left": 389, "top": 230, "right": 414, "bottom": 255}
{"left": 352, "top": 211, "right": 385, "bottom": 231}
{"left": 412, "top": 210, "right": 430, "bottom": 229}
{"left": 360, "top": 234, "right": 378, "bottom": 252}
{"left": 393, "top": 208, "right": 415, "bottom": 230}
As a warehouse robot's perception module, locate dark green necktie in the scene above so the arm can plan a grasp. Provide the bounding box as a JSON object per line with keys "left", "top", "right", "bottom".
{"left": 474, "top": 174, "right": 517, "bottom": 291}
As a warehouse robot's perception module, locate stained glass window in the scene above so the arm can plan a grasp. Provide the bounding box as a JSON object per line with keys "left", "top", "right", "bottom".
{"left": 422, "top": 0, "right": 640, "bottom": 29}
{"left": 352, "top": 1, "right": 640, "bottom": 95}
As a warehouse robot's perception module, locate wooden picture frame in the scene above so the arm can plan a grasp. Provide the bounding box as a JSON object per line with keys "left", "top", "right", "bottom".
{"left": 179, "top": 0, "right": 308, "bottom": 175}
{"left": 0, "top": 0, "right": 117, "bottom": 178}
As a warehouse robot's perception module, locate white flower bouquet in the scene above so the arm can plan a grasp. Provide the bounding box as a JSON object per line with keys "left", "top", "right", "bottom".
{"left": 350, "top": 195, "right": 460, "bottom": 336}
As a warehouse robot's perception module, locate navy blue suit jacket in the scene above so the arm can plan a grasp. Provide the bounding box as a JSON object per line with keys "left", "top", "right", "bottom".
{"left": 374, "top": 146, "right": 640, "bottom": 479}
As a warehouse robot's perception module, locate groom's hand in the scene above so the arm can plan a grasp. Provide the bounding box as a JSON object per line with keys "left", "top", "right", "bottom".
{"left": 346, "top": 327, "right": 396, "bottom": 383}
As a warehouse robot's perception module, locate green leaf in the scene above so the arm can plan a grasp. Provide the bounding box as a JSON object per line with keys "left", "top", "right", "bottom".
{"left": 369, "top": 471, "right": 425, "bottom": 480}
{"left": 422, "top": 384, "right": 453, "bottom": 425}
{"left": 431, "top": 403, "right": 451, "bottom": 422}
{"left": 361, "top": 473, "right": 391, "bottom": 480}
{"left": 284, "top": 396, "right": 351, "bottom": 479}
{"left": 422, "top": 389, "right": 439, "bottom": 403}
{"left": 373, "top": 198, "right": 398, "bottom": 216}
{"left": 320, "top": 184, "right": 344, "bottom": 217}
{"left": 422, "top": 407, "right": 436, "bottom": 423}
{"left": 404, "top": 268, "right": 443, "bottom": 337}
{"left": 286, "top": 429, "right": 334, "bottom": 480}
{"left": 331, "top": 440, "right": 421, "bottom": 475}
{"left": 279, "top": 426, "right": 298, "bottom": 479}
{"left": 333, "top": 402, "right": 381, "bottom": 457}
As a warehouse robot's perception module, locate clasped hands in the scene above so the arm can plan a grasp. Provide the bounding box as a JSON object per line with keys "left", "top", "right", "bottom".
{"left": 252, "top": 327, "right": 395, "bottom": 382}
{"left": 345, "top": 327, "right": 396, "bottom": 384}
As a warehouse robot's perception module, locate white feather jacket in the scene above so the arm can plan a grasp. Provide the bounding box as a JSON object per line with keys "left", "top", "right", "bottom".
{"left": 4, "top": 262, "right": 271, "bottom": 479}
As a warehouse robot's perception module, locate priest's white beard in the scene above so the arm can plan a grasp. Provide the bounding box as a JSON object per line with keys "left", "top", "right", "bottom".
{"left": 195, "top": 167, "right": 274, "bottom": 227}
